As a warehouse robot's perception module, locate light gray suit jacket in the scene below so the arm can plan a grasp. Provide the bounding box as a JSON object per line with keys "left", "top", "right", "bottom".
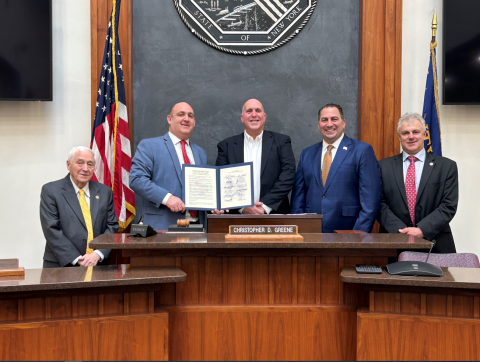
{"left": 130, "top": 132, "right": 208, "bottom": 230}
{"left": 40, "top": 174, "right": 119, "bottom": 267}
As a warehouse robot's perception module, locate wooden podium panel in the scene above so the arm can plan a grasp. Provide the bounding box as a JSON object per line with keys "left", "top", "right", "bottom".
{"left": 207, "top": 214, "right": 322, "bottom": 233}
{"left": 357, "top": 310, "right": 480, "bottom": 361}
{"left": 0, "top": 312, "right": 168, "bottom": 361}
{"left": 168, "top": 305, "right": 356, "bottom": 361}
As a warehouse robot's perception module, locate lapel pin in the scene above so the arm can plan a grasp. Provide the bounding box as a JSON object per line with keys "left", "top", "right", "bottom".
{"left": 96, "top": 195, "right": 100, "bottom": 199}
{"left": 430, "top": 162, "right": 434, "bottom": 166}
{"left": 343, "top": 146, "right": 347, "bottom": 150}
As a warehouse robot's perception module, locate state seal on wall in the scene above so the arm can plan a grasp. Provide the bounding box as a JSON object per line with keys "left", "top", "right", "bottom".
{"left": 173, "top": 0, "right": 317, "bottom": 55}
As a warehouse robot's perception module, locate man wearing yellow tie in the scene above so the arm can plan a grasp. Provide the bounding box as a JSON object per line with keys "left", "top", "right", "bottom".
{"left": 40, "top": 146, "right": 118, "bottom": 268}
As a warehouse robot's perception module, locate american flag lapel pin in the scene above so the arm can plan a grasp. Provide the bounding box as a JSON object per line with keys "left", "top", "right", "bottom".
{"left": 343, "top": 146, "right": 347, "bottom": 150}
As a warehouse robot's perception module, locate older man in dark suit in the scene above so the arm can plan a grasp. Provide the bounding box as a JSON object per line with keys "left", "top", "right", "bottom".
{"left": 40, "top": 146, "right": 118, "bottom": 268}
{"left": 378, "top": 112, "right": 458, "bottom": 253}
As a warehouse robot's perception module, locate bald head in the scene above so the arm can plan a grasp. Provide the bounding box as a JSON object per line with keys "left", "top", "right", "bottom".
{"left": 241, "top": 99, "right": 266, "bottom": 139}
{"left": 167, "top": 102, "right": 196, "bottom": 140}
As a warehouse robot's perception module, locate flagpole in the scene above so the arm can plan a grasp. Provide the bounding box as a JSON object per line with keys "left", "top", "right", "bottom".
{"left": 431, "top": 9, "right": 437, "bottom": 43}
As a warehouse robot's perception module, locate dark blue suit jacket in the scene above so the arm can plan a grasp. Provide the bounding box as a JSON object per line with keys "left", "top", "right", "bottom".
{"left": 130, "top": 132, "right": 208, "bottom": 230}
{"left": 291, "top": 135, "right": 382, "bottom": 233}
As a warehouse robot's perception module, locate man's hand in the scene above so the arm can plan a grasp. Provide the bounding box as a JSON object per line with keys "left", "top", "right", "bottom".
{"left": 211, "top": 209, "right": 230, "bottom": 214}
{"left": 166, "top": 195, "right": 186, "bottom": 213}
{"left": 242, "top": 202, "right": 265, "bottom": 215}
{"left": 78, "top": 253, "right": 101, "bottom": 267}
{"left": 399, "top": 227, "right": 424, "bottom": 238}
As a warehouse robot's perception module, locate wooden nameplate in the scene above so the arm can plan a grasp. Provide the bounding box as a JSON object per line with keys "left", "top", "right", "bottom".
{"left": 0, "top": 259, "right": 25, "bottom": 277}
{"left": 225, "top": 234, "right": 304, "bottom": 242}
{"left": 225, "top": 225, "right": 304, "bottom": 242}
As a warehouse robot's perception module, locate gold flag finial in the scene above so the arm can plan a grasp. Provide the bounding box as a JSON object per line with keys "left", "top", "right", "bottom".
{"left": 431, "top": 9, "right": 437, "bottom": 43}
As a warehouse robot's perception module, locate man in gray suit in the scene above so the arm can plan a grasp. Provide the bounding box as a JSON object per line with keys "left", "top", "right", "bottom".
{"left": 40, "top": 146, "right": 118, "bottom": 268}
{"left": 130, "top": 102, "right": 208, "bottom": 230}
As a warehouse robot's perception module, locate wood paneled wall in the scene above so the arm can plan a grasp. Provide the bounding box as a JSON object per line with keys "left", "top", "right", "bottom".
{"left": 129, "top": 254, "right": 388, "bottom": 306}
{"left": 359, "top": 0, "right": 403, "bottom": 159}
{"left": 90, "top": 0, "right": 402, "bottom": 158}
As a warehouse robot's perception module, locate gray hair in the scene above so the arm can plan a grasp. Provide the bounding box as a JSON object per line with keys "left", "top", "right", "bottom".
{"left": 68, "top": 146, "right": 95, "bottom": 162}
{"left": 397, "top": 112, "right": 426, "bottom": 133}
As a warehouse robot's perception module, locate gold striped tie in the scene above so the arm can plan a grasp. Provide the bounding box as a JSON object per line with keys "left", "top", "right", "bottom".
{"left": 78, "top": 189, "right": 94, "bottom": 254}
{"left": 84, "top": 266, "right": 93, "bottom": 282}
{"left": 322, "top": 145, "right": 334, "bottom": 187}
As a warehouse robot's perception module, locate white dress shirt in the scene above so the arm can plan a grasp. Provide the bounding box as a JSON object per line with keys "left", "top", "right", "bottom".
{"left": 242, "top": 131, "right": 272, "bottom": 214}
{"left": 70, "top": 178, "right": 104, "bottom": 265}
{"left": 162, "top": 131, "right": 198, "bottom": 221}
{"left": 402, "top": 148, "right": 426, "bottom": 192}
{"left": 321, "top": 133, "right": 345, "bottom": 166}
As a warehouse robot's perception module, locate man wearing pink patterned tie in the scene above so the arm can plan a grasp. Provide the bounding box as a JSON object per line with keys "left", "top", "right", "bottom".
{"left": 130, "top": 102, "right": 207, "bottom": 230}
{"left": 378, "top": 112, "right": 458, "bottom": 253}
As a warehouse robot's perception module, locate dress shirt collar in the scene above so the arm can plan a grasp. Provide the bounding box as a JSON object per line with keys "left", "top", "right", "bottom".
{"left": 169, "top": 131, "right": 190, "bottom": 146}
{"left": 70, "top": 177, "right": 90, "bottom": 198}
{"left": 402, "top": 148, "right": 426, "bottom": 163}
{"left": 322, "top": 132, "right": 345, "bottom": 151}
{"left": 244, "top": 130, "right": 263, "bottom": 143}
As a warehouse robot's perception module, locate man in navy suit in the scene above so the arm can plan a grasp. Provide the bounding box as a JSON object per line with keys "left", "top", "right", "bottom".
{"left": 130, "top": 102, "right": 207, "bottom": 230}
{"left": 291, "top": 103, "right": 382, "bottom": 232}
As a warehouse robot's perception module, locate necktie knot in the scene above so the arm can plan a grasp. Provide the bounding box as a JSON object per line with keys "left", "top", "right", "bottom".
{"left": 327, "top": 145, "right": 334, "bottom": 152}
{"left": 79, "top": 189, "right": 85, "bottom": 196}
{"left": 181, "top": 140, "right": 186, "bottom": 148}
{"left": 408, "top": 156, "right": 417, "bottom": 164}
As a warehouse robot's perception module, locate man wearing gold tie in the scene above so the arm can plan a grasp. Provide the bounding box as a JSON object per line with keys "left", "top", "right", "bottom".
{"left": 291, "top": 103, "right": 382, "bottom": 233}
{"left": 40, "top": 146, "right": 118, "bottom": 268}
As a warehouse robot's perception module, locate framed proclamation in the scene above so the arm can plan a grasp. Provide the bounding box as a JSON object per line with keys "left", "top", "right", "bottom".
{"left": 182, "top": 162, "right": 254, "bottom": 210}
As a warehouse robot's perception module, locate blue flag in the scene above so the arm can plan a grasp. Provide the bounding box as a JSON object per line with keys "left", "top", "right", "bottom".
{"left": 422, "top": 42, "right": 442, "bottom": 156}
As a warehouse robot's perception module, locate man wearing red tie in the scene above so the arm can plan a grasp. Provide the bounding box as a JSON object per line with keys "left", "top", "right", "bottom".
{"left": 378, "top": 112, "right": 459, "bottom": 253}
{"left": 130, "top": 102, "right": 207, "bottom": 230}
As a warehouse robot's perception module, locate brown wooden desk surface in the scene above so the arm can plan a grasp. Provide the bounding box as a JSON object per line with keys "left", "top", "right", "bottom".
{"left": 90, "top": 232, "right": 432, "bottom": 250}
{"left": 0, "top": 265, "right": 186, "bottom": 293}
{"left": 341, "top": 266, "right": 480, "bottom": 290}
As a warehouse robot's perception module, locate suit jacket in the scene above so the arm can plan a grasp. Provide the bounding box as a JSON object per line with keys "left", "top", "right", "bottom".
{"left": 378, "top": 152, "right": 458, "bottom": 253}
{"left": 40, "top": 174, "right": 118, "bottom": 267}
{"left": 216, "top": 131, "right": 296, "bottom": 214}
{"left": 130, "top": 132, "right": 208, "bottom": 230}
{"left": 290, "top": 135, "right": 382, "bottom": 233}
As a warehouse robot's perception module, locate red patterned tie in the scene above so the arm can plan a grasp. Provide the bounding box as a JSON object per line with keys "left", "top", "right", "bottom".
{"left": 181, "top": 140, "right": 198, "bottom": 218}
{"left": 405, "top": 156, "right": 417, "bottom": 226}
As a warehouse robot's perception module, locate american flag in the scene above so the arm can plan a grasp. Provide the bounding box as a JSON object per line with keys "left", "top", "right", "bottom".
{"left": 91, "top": 0, "right": 135, "bottom": 231}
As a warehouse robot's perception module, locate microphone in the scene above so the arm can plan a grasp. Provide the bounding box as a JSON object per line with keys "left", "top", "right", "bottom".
{"left": 424, "top": 239, "right": 436, "bottom": 263}
{"left": 130, "top": 214, "right": 157, "bottom": 238}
